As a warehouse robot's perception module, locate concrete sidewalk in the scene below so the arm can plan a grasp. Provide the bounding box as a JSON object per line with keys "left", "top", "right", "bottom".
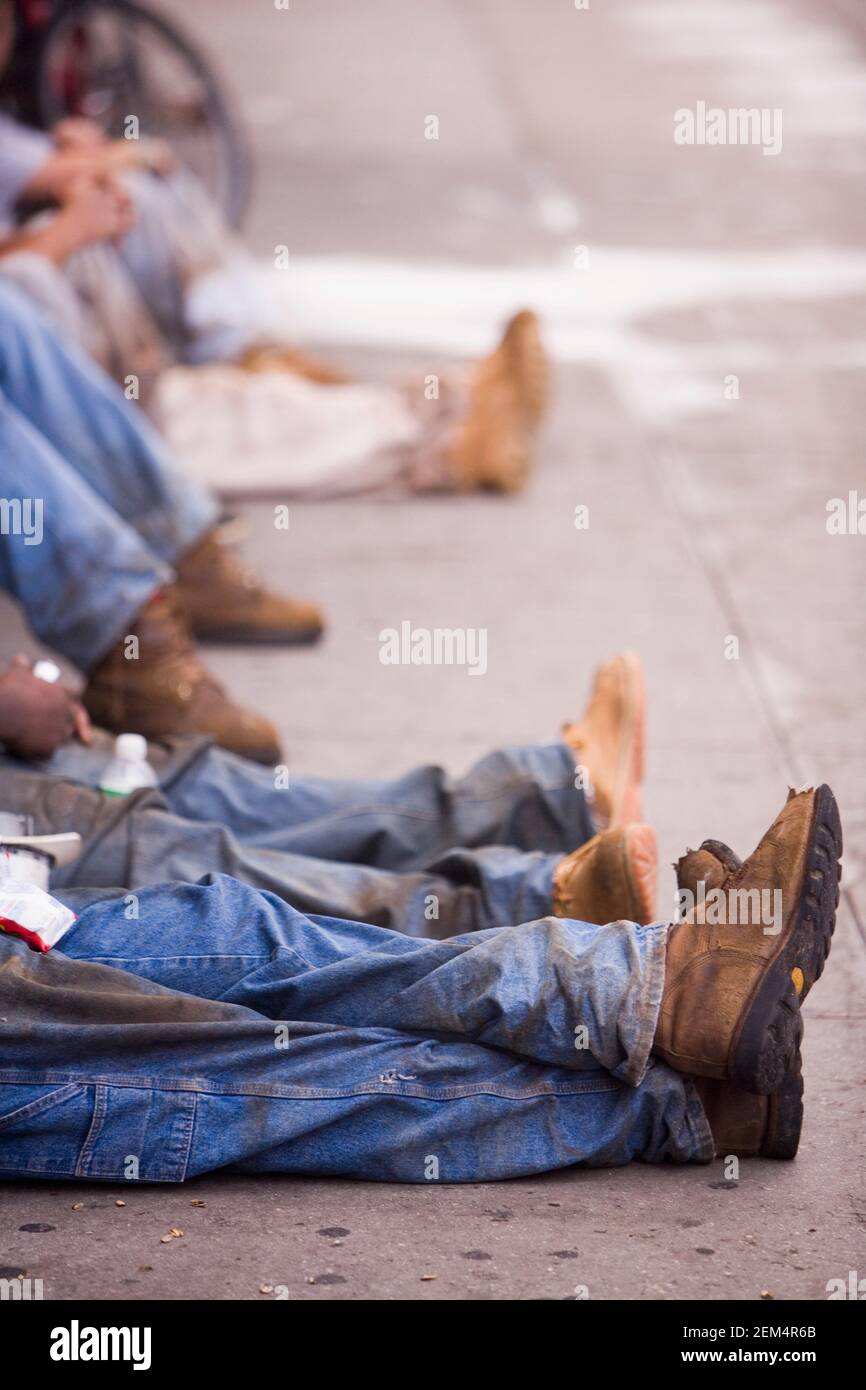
{"left": 2, "top": 0, "right": 864, "bottom": 1300}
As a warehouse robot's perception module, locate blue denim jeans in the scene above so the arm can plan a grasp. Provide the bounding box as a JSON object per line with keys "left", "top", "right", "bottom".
{"left": 3, "top": 739, "right": 594, "bottom": 936}
{"left": 0, "top": 282, "right": 217, "bottom": 668}
{"left": 0, "top": 874, "right": 712, "bottom": 1182}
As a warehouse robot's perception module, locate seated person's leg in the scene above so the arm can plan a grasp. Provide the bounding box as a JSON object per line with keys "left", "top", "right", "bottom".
{"left": 0, "top": 395, "right": 167, "bottom": 675}
{"left": 0, "top": 413, "right": 281, "bottom": 763}
{"left": 163, "top": 741, "right": 593, "bottom": 865}
{"left": 0, "top": 278, "right": 217, "bottom": 562}
{"left": 50, "top": 874, "right": 666, "bottom": 1077}
{"left": 0, "top": 927, "right": 710, "bottom": 1182}
{"left": 0, "top": 251, "right": 95, "bottom": 356}
{"left": 158, "top": 651, "right": 645, "bottom": 862}
{"left": 0, "top": 281, "right": 323, "bottom": 646}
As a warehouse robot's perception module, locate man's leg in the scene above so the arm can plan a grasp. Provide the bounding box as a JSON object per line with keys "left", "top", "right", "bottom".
{"left": 0, "top": 879, "right": 711, "bottom": 1183}
{"left": 0, "top": 280, "right": 216, "bottom": 564}
{"left": 64, "top": 815, "right": 558, "bottom": 939}
{"left": 56, "top": 874, "right": 665, "bottom": 1082}
{"left": 163, "top": 740, "right": 594, "bottom": 865}
{"left": 0, "top": 393, "right": 166, "bottom": 669}
{"left": 156, "top": 650, "right": 643, "bottom": 863}
{"left": 25, "top": 734, "right": 593, "bottom": 865}
{"left": 0, "top": 766, "right": 564, "bottom": 936}
{"left": 0, "top": 281, "right": 321, "bottom": 651}
{"left": 0, "top": 252, "right": 95, "bottom": 355}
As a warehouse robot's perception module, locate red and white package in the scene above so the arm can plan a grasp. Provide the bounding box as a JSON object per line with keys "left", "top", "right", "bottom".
{"left": 0, "top": 880, "right": 77, "bottom": 953}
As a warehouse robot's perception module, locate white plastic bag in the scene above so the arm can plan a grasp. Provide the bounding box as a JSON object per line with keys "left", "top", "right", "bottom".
{"left": 0, "top": 879, "right": 77, "bottom": 953}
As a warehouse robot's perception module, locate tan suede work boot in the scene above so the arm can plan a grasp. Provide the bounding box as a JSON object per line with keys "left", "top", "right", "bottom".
{"left": 554, "top": 824, "right": 657, "bottom": 926}
{"left": 82, "top": 589, "right": 282, "bottom": 765}
{"left": 445, "top": 310, "right": 549, "bottom": 493}
{"left": 176, "top": 531, "right": 324, "bottom": 646}
{"left": 692, "top": 1051, "right": 804, "bottom": 1160}
{"left": 562, "top": 653, "right": 645, "bottom": 828}
{"left": 654, "top": 786, "right": 842, "bottom": 1094}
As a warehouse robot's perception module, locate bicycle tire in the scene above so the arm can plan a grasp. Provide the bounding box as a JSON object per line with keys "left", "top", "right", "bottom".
{"left": 33, "top": 0, "right": 252, "bottom": 227}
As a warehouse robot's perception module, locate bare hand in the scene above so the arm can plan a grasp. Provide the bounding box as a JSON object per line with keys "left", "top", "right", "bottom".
{"left": 53, "top": 116, "right": 108, "bottom": 151}
{"left": 0, "top": 656, "right": 92, "bottom": 760}
{"left": 105, "top": 136, "right": 176, "bottom": 175}
{"left": 54, "top": 175, "right": 137, "bottom": 248}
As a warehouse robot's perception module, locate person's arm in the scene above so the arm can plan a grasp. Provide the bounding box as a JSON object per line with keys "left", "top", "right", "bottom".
{"left": 0, "top": 657, "right": 91, "bottom": 760}
{"left": 52, "top": 119, "right": 176, "bottom": 173}
{"left": 21, "top": 137, "right": 175, "bottom": 208}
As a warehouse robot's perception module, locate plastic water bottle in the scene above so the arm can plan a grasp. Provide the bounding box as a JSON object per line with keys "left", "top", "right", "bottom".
{"left": 99, "top": 734, "right": 158, "bottom": 796}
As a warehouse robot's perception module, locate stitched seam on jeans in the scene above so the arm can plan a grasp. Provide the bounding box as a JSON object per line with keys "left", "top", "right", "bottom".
{"left": 76, "top": 1083, "right": 106, "bottom": 1177}
{"left": 0, "top": 1072, "right": 619, "bottom": 1101}
{"left": 0, "top": 1082, "right": 85, "bottom": 1129}
{"left": 76, "top": 953, "right": 274, "bottom": 964}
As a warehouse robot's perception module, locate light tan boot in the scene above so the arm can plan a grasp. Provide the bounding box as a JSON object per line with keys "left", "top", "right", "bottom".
{"left": 445, "top": 310, "right": 548, "bottom": 493}
{"left": 176, "top": 531, "right": 324, "bottom": 646}
{"left": 83, "top": 589, "right": 282, "bottom": 765}
{"left": 554, "top": 824, "right": 657, "bottom": 926}
{"left": 562, "top": 652, "right": 645, "bottom": 828}
{"left": 654, "top": 787, "right": 842, "bottom": 1093}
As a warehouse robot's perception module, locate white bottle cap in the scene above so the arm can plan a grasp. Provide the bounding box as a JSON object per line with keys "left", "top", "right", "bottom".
{"left": 115, "top": 733, "right": 148, "bottom": 761}
{"left": 33, "top": 660, "right": 62, "bottom": 683}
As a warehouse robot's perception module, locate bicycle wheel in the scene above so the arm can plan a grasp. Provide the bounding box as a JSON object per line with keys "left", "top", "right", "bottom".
{"left": 34, "top": 0, "right": 251, "bottom": 227}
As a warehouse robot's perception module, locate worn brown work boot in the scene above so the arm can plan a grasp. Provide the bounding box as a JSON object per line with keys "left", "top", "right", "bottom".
{"left": 693, "top": 1051, "right": 804, "bottom": 1160}
{"left": 654, "top": 786, "right": 842, "bottom": 1093}
{"left": 562, "top": 652, "right": 645, "bottom": 828}
{"left": 554, "top": 823, "right": 657, "bottom": 926}
{"left": 445, "top": 310, "right": 548, "bottom": 493}
{"left": 676, "top": 840, "right": 743, "bottom": 898}
{"left": 176, "top": 531, "right": 324, "bottom": 646}
{"left": 82, "top": 589, "right": 282, "bottom": 765}
{"left": 238, "top": 342, "right": 352, "bottom": 385}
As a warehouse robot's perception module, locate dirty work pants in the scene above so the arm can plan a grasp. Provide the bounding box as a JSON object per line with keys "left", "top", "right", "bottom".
{"left": 1, "top": 740, "right": 595, "bottom": 936}
{"left": 0, "top": 874, "right": 713, "bottom": 1183}
{"left": 0, "top": 281, "right": 216, "bottom": 669}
